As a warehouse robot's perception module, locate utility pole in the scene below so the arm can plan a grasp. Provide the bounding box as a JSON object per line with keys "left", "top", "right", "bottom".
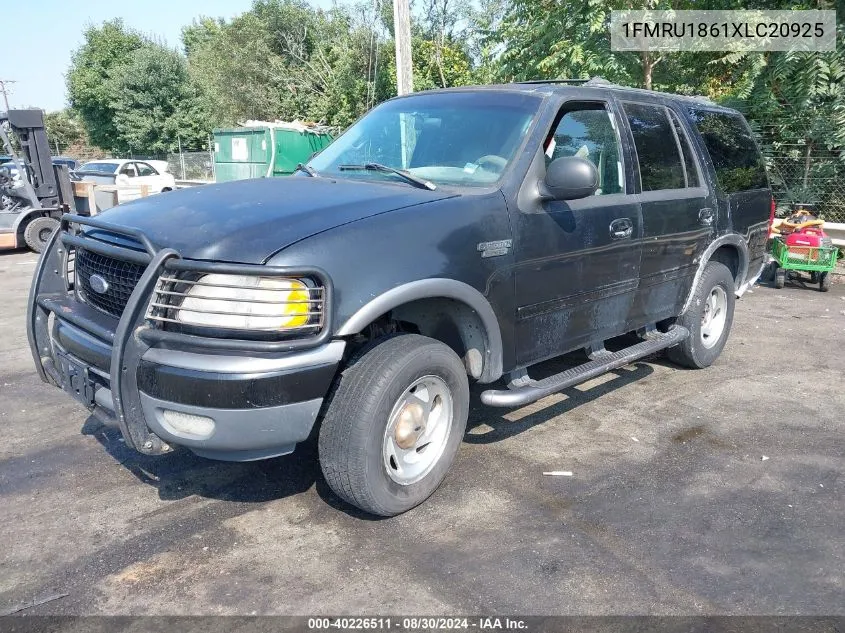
{"left": 0, "top": 79, "right": 16, "bottom": 112}
{"left": 393, "top": 0, "right": 413, "bottom": 96}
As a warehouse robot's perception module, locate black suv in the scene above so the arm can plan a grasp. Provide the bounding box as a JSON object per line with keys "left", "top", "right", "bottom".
{"left": 28, "top": 80, "right": 771, "bottom": 516}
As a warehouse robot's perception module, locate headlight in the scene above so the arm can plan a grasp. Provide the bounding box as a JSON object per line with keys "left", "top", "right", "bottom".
{"left": 151, "top": 274, "right": 318, "bottom": 331}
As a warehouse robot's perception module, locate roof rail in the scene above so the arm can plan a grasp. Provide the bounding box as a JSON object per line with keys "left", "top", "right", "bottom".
{"left": 517, "top": 79, "right": 590, "bottom": 85}
{"left": 517, "top": 76, "right": 616, "bottom": 87}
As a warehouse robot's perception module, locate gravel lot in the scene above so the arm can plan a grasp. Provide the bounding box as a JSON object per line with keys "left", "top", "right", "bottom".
{"left": 1, "top": 248, "right": 843, "bottom": 616}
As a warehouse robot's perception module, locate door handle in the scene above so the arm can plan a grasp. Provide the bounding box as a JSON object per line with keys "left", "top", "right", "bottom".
{"left": 699, "top": 207, "right": 714, "bottom": 225}
{"left": 610, "top": 218, "right": 633, "bottom": 240}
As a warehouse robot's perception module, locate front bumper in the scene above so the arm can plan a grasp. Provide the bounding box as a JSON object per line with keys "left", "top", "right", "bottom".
{"left": 27, "top": 215, "right": 341, "bottom": 461}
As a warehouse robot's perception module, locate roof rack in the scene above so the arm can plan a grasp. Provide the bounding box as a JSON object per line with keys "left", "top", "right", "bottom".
{"left": 517, "top": 79, "right": 589, "bottom": 85}
{"left": 517, "top": 76, "right": 615, "bottom": 87}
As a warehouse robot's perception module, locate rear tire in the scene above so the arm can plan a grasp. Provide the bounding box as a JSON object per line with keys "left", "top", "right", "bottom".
{"left": 318, "top": 334, "right": 469, "bottom": 517}
{"left": 774, "top": 267, "right": 786, "bottom": 289}
{"left": 23, "top": 216, "right": 59, "bottom": 253}
{"left": 667, "top": 261, "right": 735, "bottom": 369}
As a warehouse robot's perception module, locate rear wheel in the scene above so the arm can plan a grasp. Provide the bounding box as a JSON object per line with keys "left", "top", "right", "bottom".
{"left": 667, "top": 261, "right": 735, "bottom": 369}
{"left": 23, "top": 216, "right": 60, "bottom": 253}
{"left": 318, "top": 334, "right": 469, "bottom": 516}
{"left": 819, "top": 271, "right": 831, "bottom": 292}
{"left": 774, "top": 267, "right": 786, "bottom": 289}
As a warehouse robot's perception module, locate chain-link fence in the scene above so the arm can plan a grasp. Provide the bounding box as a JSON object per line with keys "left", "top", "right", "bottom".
{"left": 166, "top": 151, "right": 215, "bottom": 182}
{"left": 764, "top": 148, "right": 845, "bottom": 222}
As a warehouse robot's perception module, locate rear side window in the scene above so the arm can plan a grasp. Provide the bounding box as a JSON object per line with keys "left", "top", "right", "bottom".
{"left": 136, "top": 162, "right": 156, "bottom": 177}
{"left": 667, "top": 109, "right": 699, "bottom": 188}
{"left": 623, "top": 102, "right": 685, "bottom": 191}
{"left": 687, "top": 109, "right": 768, "bottom": 193}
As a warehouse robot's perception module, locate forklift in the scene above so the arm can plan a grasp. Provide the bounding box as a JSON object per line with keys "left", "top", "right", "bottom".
{"left": 0, "top": 109, "right": 77, "bottom": 252}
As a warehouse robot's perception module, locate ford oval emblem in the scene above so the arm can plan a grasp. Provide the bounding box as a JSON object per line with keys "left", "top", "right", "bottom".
{"left": 89, "top": 274, "right": 110, "bottom": 294}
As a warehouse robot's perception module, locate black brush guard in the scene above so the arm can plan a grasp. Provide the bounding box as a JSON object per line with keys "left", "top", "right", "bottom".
{"left": 27, "top": 214, "right": 334, "bottom": 455}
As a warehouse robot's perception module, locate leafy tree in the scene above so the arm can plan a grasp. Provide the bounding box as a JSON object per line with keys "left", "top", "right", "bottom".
{"left": 717, "top": 28, "right": 845, "bottom": 215}
{"left": 66, "top": 20, "right": 147, "bottom": 149}
{"left": 110, "top": 46, "right": 213, "bottom": 154}
{"left": 67, "top": 19, "right": 214, "bottom": 155}
{"left": 44, "top": 109, "right": 87, "bottom": 154}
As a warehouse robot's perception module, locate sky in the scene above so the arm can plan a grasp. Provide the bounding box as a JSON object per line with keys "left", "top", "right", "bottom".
{"left": 2, "top": 0, "right": 333, "bottom": 113}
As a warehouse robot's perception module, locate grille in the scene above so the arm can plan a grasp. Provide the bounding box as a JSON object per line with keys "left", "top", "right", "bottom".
{"left": 76, "top": 249, "right": 146, "bottom": 318}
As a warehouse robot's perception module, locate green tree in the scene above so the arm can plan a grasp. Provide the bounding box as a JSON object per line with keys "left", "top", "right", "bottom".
{"left": 66, "top": 19, "right": 147, "bottom": 149}
{"left": 44, "top": 109, "right": 87, "bottom": 154}
{"left": 110, "top": 46, "right": 213, "bottom": 154}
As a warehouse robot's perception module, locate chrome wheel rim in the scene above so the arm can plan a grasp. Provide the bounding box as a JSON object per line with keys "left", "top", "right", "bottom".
{"left": 383, "top": 375, "right": 453, "bottom": 486}
{"left": 700, "top": 286, "right": 727, "bottom": 349}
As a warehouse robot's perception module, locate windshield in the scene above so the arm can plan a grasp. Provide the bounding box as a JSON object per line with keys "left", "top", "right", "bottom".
{"left": 78, "top": 162, "right": 119, "bottom": 174}
{"left": 310, "top": 91, "right": 540, "bottom": 187}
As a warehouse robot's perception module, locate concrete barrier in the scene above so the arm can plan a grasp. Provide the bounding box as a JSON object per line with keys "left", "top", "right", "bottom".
{"left": 824, "top": 222, "right": 845, "bottom": 248}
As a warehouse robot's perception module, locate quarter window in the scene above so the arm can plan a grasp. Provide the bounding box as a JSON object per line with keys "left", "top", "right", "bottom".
{"left": 688, "top": 108, "right": 768, "bottom": 193}
{"left": 546, "top": 105, "right": 624, "bottom": 195}
{"left": 623, "top": 102, "right": 685, "bottom": 191}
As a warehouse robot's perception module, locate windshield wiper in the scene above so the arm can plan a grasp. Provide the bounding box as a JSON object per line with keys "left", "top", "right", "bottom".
{"left": 295, "top": 163, "right": 318, "bottom": 177}
{"left": 337, "top": 162, "right": 436, "bottom": 191}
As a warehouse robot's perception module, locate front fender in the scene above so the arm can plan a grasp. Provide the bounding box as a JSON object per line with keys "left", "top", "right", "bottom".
{"left": 336, "top": 278, "right": 504, "bottom": 383}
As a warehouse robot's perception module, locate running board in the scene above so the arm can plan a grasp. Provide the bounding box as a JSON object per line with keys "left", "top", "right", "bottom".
{"left": 480, "top": 326, "right": 690, "bottom": 408}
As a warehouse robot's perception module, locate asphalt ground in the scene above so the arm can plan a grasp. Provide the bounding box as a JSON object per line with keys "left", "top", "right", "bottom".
{"left": 1, "top": 248, "right": 843, "bottom": 615}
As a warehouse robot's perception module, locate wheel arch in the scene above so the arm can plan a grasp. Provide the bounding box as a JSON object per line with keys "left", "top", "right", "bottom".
{"left": 681, "top": 234, "right": 749, "bottom": 315}
{"left": 336, "top": 279, "right": 504, "bottom": 384}
{"left": 13, "top": 208, "right": 45, "bottom": 238}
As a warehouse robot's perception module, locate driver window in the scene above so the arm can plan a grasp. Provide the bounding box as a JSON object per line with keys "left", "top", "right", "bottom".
{"left": 545, "top": 105, "right": 624, "bottom": 195}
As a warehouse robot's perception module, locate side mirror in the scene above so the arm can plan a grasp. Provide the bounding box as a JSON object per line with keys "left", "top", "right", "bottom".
{"left": 539, "top": 156, "right": 599, "bottom": 201}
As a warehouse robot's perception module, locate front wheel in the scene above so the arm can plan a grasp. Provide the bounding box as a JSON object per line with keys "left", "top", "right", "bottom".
{"left": 318, "top": 334, "right": 469, "bottom": 516}
{"left": 23, "top": 216, "right": 60, "bottom": 253}
{"left": 667, "top": 261, "right": 736, "bottom": 369}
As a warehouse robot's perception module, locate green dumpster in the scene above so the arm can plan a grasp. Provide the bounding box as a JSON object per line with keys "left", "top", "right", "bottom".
{"left": 213, "top": 122, "right": 333, "bottom": 183}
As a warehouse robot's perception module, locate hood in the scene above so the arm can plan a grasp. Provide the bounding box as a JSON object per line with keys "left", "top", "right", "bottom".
{"left": 92, "top": 177, "right": 456, "bottom": 263}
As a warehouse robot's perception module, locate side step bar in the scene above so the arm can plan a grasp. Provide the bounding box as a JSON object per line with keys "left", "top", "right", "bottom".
{"left": 480, "top": 326, "right": 690, "bottom": 408}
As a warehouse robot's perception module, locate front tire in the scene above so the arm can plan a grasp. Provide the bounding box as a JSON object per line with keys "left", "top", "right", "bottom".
{"left": 23, "top": 216, "right": 60, "bottom": 253}
{"left": 667, "top": 261, "right": 735, "bottom": 369}
{"left": 319, "top": 334, "right": 469, "bottom": 516}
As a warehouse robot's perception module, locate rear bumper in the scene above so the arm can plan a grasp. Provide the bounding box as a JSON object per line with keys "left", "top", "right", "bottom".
{"left": 28, "top": 216, "right": 340, "bottom": 461}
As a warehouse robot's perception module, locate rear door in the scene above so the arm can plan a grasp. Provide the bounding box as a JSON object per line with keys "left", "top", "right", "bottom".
{"left": 512, "top": 98, "right": 642, "bottom": 365}
{"left": 621, "top": 100, "right": 715, "bottom": 325}
{"left": 134, "top": 161, "right": 163, "bottom": 192}
{"left": 686, "top": 108, "right": 771, "bottom": 279}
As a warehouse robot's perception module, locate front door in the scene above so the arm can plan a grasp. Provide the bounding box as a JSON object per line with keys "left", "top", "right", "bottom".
{"left": 620, "top": 100, "right": 715, "bottom": 324}
{"left": 512, "top": 99, "right": 642, "bottom": 366}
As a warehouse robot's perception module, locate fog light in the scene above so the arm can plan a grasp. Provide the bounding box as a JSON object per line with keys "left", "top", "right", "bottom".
{"left": 160, "top": 409, "right": 216, "bottom": 439}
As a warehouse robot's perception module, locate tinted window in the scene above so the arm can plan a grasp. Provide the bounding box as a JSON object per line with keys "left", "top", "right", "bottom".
{"left": 688, "top": 109, "right": 767, "bottom": 193}
{"left": 667, "top": 109, "right": 699, "bottom": 187}
{"left": 546, "top": 106, "right": 624, "bottom": 195}
{"left": 624, "top": 103, "right": 685, "bottom": 191}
